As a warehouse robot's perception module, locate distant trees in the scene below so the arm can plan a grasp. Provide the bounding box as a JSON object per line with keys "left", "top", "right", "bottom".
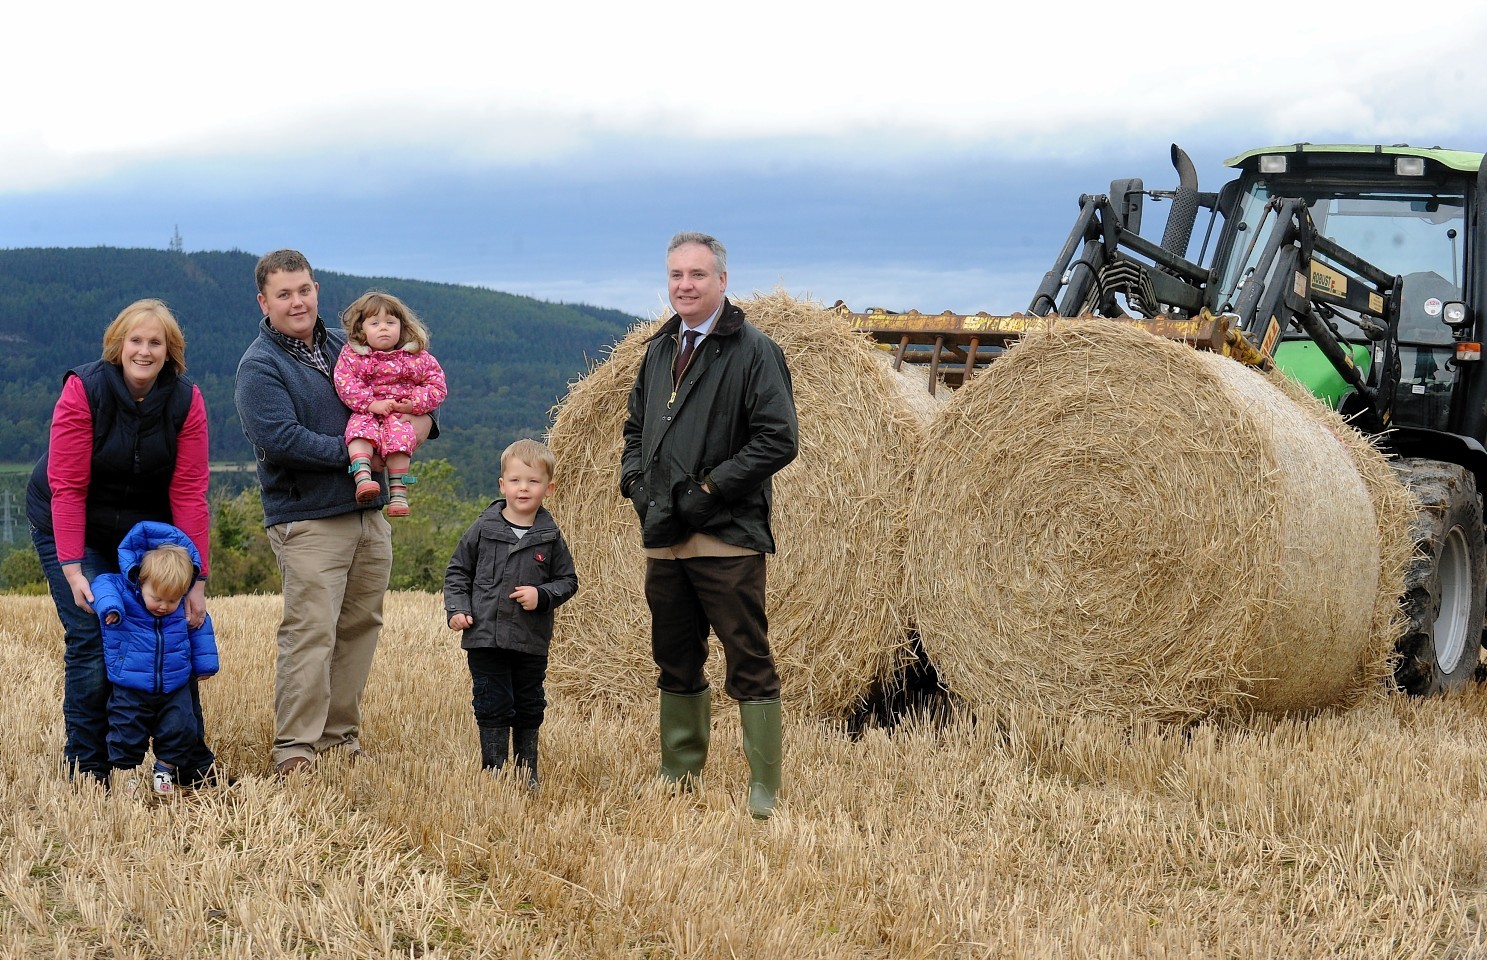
{"left": 205, "top": 459, "right": 485, "bottom": 597}
{"left": 0, "top": 548, "right": 42, "bottom": 593}
{"left": 206, "top": 487, "right": 279, "bottom": 596}
{"left": 385, "top": 459, "right": 489, "bottom": 592}
{"left": 0, "top": 247, "right": 638, "bottom": 498}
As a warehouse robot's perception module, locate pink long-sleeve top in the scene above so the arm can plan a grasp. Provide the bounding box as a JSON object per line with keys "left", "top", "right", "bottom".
{"left": 47, "top": 375, "right": 212, "bottom": 577}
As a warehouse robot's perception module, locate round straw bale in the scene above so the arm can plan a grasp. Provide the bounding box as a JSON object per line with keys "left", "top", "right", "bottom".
{"left": 545, "top": 291, "right": 942, "bottom": 719}
{"left": 1264, "top": 370, "right": 1415, "bottom": 704}
{"left": 905, "top": 318, "right": 1412, "bottom": 724}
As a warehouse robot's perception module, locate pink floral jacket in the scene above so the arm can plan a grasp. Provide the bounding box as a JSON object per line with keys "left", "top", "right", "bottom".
{"left": 333, "top": 343, "right": 448, "bottom": 415}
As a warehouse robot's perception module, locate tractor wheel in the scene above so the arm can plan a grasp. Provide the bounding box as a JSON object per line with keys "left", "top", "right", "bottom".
{"left": 1393, "top": 459, "right": 1486, "bottom": 695}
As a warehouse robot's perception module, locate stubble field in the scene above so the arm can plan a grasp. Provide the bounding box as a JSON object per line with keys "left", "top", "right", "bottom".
{"left": 1, "top": 591, "right": 1486, "bottom": 958}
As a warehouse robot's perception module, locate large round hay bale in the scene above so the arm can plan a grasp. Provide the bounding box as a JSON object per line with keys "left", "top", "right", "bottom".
{"left": 545, "top": 292, "right": 941, "bottom": 719}
{"left": 1264, "top": 371, "right": 1415, "bottom": 700}
{"left": 906, "top": 319, "right": 1413, "bottom": 724}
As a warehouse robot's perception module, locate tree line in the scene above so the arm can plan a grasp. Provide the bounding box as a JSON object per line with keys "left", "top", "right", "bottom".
{"left": 0, "top": 246, "right": 644, "bottom": 595}
{"left": 0, "top": 246, "right": 638, "bottom": 487}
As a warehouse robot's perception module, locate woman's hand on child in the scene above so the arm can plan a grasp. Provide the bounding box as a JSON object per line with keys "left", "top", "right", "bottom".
{"left": 186, "top": 581, "right": 207, "bottom": 628}
{"left": 63, "top": 563, "right": 94, "bottom": 613}
{"left": 510, "top": 586, "right": 538, "bottom": 611}
{"left": 449, "top": 613, "right": 473, "bottom": 630}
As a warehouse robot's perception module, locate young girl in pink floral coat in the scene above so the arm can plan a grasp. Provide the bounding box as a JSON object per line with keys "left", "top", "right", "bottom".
{"left": 333, "top": 292, "right": 448, "bottom": 517}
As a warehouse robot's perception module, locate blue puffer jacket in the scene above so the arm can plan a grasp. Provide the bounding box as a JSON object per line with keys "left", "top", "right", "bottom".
{"left": 91, "top": 521, "right": 219, "bottom": 695}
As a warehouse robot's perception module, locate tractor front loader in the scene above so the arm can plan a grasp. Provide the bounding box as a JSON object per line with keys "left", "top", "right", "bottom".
{"left": 842, "top": 143, "right": 1487, "bottom": 695}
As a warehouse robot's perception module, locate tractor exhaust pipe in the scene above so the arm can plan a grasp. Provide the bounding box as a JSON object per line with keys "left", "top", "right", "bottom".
{"left": 1160, "top": 144, "right": 1200, "bottom": 258}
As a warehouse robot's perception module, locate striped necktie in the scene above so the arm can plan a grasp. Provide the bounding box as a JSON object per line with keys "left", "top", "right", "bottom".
{"left": 674, "top": 329, "right": 700, "bottom": 385}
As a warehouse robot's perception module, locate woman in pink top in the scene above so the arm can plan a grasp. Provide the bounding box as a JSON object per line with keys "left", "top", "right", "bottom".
{"left": 25, "top": 298, "right": 216, "bottom": 785}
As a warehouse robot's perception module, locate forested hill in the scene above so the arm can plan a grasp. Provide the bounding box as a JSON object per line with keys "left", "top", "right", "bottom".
{"left": 0, "top": 247, "right": 641, "bottom": 490}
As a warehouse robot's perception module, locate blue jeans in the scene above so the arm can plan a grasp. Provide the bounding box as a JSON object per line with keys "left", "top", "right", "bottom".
{"left": 31, "top": 524, "right": 215, "bottom": 782}
{"left": 467, "top": 648, "right": 548, "bottom": 730}
{"left": 32, "top": 524, "right": 114, "bottom": 779}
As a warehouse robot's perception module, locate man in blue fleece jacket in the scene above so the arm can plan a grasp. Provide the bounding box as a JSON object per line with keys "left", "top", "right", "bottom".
{"left": 234, "top": 249, "right": 433, "bottom": 777}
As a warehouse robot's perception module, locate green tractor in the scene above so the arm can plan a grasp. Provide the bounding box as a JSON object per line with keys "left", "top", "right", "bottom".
{"left": 847, "top": 143, "right": 1487, "bottom": 694}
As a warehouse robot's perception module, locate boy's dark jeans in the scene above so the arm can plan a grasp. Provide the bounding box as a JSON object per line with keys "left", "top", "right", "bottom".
{"left": 108, "top": 684, "right": 208, "bottom": 771}
{"left": 467, "top": 648, "right": 548, "bottom": 730}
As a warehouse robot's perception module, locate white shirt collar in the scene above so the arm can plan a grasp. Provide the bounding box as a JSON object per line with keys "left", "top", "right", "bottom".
{"left": 681, "top": 301, "right": 724, "bottom": 339}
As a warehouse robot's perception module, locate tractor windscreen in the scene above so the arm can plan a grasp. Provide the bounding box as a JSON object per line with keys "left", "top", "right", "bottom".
{"left": 1221, "top": 181, "right": 1467, "bottom": 344}
{"left": 1220, "top": 179, "right": 1468, "bottom": 431}
{"left": 1306, "top": 189, "right": 1466, "bottom": 432}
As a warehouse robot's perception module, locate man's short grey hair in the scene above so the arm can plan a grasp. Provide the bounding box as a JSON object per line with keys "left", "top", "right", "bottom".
{"left": 667, "top": 232, "right": 727, "bottom": 274}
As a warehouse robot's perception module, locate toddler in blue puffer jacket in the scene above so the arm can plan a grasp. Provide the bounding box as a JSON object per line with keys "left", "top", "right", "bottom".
{"left": 91, "top": 521, "right": 219, "bottom": 795}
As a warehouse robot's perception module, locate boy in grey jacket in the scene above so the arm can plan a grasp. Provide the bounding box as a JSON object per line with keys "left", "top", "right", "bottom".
{"left": 444, "top": 439, "right": 578, "bottom": 789}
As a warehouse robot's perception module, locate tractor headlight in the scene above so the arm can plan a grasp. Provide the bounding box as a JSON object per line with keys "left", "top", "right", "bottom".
{"left": 1443, "top": 300, "right": 1470, "bottom": 329}
{"left": 1395, "top": 157, "right": 1426, "bottom": 177}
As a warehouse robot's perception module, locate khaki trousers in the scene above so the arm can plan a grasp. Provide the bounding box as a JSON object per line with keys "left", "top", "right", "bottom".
{"left": 268, "top": 510, "right": 392, "bottom": 766}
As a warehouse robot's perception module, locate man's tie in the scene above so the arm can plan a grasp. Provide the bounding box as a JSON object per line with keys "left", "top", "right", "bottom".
{"left": 674, "top": 329, "right": 700, "bottom": 385}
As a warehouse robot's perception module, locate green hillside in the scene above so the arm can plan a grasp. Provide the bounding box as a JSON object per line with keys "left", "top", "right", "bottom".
{"left": 0, "top": 247, "right": 640, "bottom": 490}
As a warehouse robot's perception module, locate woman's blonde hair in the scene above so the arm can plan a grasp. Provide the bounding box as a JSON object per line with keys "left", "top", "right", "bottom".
{"left": 101, "top": 299, "right": 187, "bottom": 374}
{"left": 340, "top": 291, "right": 430, "bottom": 352}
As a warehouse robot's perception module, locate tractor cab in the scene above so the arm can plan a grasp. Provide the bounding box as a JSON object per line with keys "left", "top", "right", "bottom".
{"left": 1210, "top": 145, "right": 1481, "bottom": 436}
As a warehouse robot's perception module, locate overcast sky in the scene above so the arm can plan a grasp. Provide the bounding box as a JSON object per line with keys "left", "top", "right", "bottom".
{"left": 4, "top": 1, "right": 1487, "bottom": 318}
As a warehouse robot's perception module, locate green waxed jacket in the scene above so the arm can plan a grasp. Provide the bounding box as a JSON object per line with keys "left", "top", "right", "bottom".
{"left": 620, "top": 299, "right": 798, "bottom": 552}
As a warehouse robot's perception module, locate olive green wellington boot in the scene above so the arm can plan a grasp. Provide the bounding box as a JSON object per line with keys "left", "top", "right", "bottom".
{"left": 659, "top": 689, "right": 710, "bottom": 786}
{"left": 738, "top": 698, "right": 782, "bottom": 819}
